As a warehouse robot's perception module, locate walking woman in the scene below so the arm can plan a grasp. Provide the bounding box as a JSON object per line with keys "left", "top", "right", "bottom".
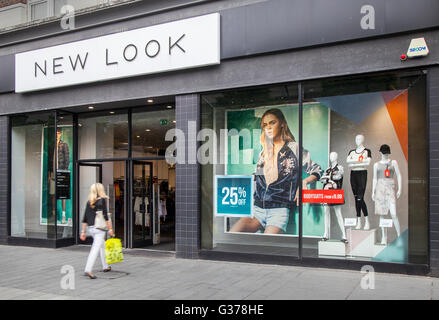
{"left": 80, "top": 183, "right": 114, "bottom": 279}
{"left": 230, "top": 108, "right": 322, "bottom": 234}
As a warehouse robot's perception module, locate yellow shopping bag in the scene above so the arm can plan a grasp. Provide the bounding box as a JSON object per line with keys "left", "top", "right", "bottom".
{"left": 105, "top": 238, "right": 124, "bottom": 264}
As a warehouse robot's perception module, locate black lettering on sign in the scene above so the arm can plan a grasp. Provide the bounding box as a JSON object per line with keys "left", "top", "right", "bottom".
{"left": 34, "top": 60, "right": 47, "bottom": 77}
{"left": 69, "top": 52, "right": 89, "bottom": 71}
{"left": 145, "top": 40, "right": 160, "bottom": 58}
{"left": 169, "top": 34, "right": 186, "bottom": 55}
{"left": 106, "top": 48, "right": 118, "bottom": 66}
{"left": 123, "top": 44, "right": 138, "bottom": 62}
{"left": 53, "top": 57, "right": 64, "bottom": 74}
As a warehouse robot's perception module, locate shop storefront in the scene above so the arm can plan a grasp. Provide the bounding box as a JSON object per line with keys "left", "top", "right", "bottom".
{"left": 0, "top": 0, "right": 438, "bottom": 276}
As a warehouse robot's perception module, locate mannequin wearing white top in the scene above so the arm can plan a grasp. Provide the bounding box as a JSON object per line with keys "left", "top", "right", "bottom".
{"left": 320, "top": 152, "right": 347, "bottom": 243}
{"left": 346, "top": 134, "right": 371, "bottom": 230}
{"left": 372, "top": 145, "right": 402, "bottom": 245}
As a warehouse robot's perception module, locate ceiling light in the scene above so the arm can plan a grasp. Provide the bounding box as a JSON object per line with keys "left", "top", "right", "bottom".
{"left": 147, "top": 99, "right": 154, "bottom": 103}
{"left": 110, "top": 111, "right": 115, "bottom": 114}
{"left": 88, "top": 106, "right": 94, "bottom": 110}
{"left": 145, "top": 129, "right": 151, "bottom": 132}
{"left": 137, "top": 135, "right": 140, "bottom": 138}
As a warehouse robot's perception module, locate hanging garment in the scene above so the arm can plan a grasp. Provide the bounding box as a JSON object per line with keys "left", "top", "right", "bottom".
{"left": 134, "top": 197, "right": 150, "bottom": 226}
{"left": 115, "top": 183, "right": 120, "bottom": 201}
{"left": 374, "top": 161, "right": 396, "bottom": 216}
{"left": 159, "top": 199, "right": 167, "bottom": 221}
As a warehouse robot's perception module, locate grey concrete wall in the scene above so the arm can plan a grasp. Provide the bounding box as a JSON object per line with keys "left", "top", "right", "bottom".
{"left": 175, "top": 94, "right": 200, "bottom": 259}
{"left": 430, "top": 67, "right": 439, "bottom": 276}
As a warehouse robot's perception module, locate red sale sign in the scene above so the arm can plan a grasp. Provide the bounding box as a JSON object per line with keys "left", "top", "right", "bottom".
{"left": 302, "top": 189, "right": 344, "bottom": 204}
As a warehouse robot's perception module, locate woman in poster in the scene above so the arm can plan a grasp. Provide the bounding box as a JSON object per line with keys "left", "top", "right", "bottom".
{"left": 230, "top": 108, "right": 322, "bottom": 234}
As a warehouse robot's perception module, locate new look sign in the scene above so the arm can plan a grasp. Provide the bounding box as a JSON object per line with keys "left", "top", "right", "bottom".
{"left": 15, "top": 13, "right": 220, "bottom": 93}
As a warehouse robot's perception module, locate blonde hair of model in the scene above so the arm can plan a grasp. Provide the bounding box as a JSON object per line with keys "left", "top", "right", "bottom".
{"left": 88, "top": 183, "right": 108, "bottom": 208}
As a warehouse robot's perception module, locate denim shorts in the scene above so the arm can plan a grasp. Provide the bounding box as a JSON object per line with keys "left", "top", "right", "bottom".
{"left": 253, "top": 206, "right": 289, "bottom": 233}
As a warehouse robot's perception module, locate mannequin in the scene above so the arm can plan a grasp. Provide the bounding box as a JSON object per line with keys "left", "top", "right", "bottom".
{"left": 347, "top": 134, "right": 371, "bottom": 230}
{"left": 372, "top": 144, "right": 401, "bottom": 245}
{"left": 320, "top": 152, "right": 348, "bottom": 243}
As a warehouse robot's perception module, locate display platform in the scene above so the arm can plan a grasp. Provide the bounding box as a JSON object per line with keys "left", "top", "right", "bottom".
{"left": 318, "top": 240, "right": 347, "bottom": 257}
{"left": 346, "top": 228, "right": 386, "bottom": 258}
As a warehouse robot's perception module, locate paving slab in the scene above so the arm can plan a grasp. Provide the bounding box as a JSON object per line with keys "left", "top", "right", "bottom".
{"left": 0, "top": 245, "right": 437, "bottom": 300}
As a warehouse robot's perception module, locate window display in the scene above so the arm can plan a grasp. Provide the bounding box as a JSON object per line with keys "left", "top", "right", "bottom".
{"left": 11, "top": 112, "right": 56, "bottom": 239}
{"left": 201, "top": 71, "right": 428, "bottom": 265}
{"left": 10, "top": 111, "right": 75, "bottom": 240}
{"left": 41, "top": 125, "right": 73, "bottom": 229}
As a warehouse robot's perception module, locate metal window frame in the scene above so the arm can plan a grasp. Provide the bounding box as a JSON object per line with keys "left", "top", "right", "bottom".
{"left": 28, "top": 0, "right": 53, "bottom": 22}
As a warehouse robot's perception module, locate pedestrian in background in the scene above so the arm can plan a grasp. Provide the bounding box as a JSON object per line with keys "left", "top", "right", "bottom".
{"left": 80, "top": 183, "right": 114, "bottom": 279}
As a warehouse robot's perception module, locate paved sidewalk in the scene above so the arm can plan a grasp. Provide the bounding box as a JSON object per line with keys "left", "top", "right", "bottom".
{"left": 0, "top": 245, "right": 437, "bottom": 300}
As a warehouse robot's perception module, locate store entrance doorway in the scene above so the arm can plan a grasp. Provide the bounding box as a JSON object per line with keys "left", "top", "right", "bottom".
{"left": 75, "top": 103, "right": 176, "bottom": 251}
{"left": 132, "top": 160, "right": 154, "bottom": 247}
{"left": 77, "top": 161, "right": 127, "bottom": 246}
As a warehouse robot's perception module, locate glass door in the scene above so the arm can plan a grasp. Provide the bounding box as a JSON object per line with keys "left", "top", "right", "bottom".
{"left": 77, "top": 162, "right": 102, "bottom": 244}
{"left": 131, "top": 160, "right": 154, "bottom": 247}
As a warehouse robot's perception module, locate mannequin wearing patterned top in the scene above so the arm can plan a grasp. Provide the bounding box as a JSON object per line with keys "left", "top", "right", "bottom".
{"left": 320, "top": 152, "right": 347, "bottom": 243}
{"left": 371, "top": 144, "right": 401, "bottom": 245}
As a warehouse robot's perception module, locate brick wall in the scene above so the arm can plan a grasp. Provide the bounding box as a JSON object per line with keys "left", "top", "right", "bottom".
{"left": 0, "top": 0, "right": 26, "bottom": 9}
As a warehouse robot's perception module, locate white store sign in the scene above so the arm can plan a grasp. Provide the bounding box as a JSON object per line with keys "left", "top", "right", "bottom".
{"left": 15, "top": 13, "right": 220, "bottom": 93}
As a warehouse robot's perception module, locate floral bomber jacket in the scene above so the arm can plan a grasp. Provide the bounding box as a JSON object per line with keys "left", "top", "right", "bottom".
{"left": 254, "top": 141, "right": 322, "bottom": 209}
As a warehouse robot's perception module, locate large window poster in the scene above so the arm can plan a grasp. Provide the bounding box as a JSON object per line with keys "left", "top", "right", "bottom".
{"left": 40, "top": 125, "right": 73, "bottom": 227}
{"left": 225, "top": 103, "right": 329, "bottom": 237}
